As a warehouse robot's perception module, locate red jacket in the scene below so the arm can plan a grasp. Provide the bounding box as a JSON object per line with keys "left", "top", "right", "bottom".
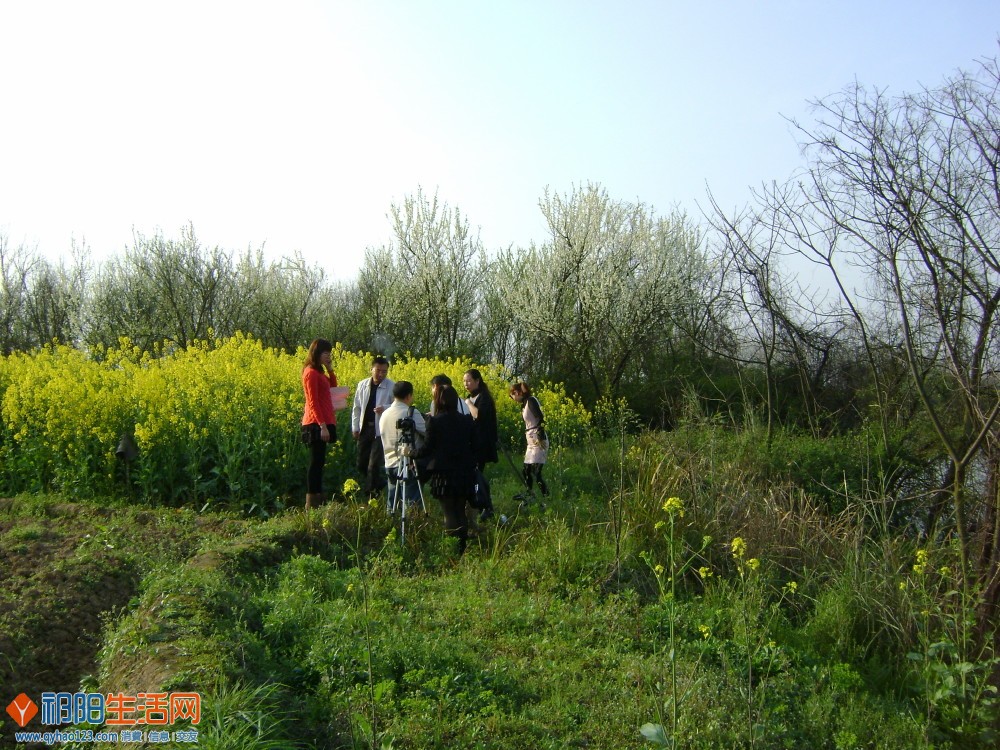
{"left": 302, "top": 367, "right": 337, "bottom": 426}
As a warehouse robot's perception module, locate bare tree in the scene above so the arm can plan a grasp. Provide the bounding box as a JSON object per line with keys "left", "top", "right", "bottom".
{"left": 707, "top": 187, "right": 871, "bottom": 442}
{"left": 793, "top": 55, "right": 1000, "bottom": 591}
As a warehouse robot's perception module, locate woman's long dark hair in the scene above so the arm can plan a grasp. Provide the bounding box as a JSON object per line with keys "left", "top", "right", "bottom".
{"left": 434, "top": 383, "right": 459, "bottom": 414}
{"left": 305, "top": 338, "right": 332, "bottom": 371}
{"left": 465, "top": 368, "right": 496, "bottom": 408}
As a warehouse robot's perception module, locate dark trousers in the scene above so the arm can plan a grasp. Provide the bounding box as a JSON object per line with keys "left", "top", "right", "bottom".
{"left": 475, "top": 462, "right": 494, "bottom": 512}
{"left": 356, "top": 424, "right": 385, "bottom": 497}
{"left": 438, "top": 493, "right": 469, "bottom": 554}
{"left": 523, "top": 463, "right": 548, "bottom": 495}
{"left": 306, "top": 423, "right": 337, "bottom": 493}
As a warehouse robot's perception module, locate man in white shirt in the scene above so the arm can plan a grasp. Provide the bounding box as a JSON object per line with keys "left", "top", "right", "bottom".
{"left": 351, "top": 356, "right": 395, "bottom": 499}
{"left": 379, "top": 380, "right": 426, "bottom": 512}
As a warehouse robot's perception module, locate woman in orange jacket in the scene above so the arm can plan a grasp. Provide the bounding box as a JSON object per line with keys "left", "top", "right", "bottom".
{"left": 302, "top": 338, "right": 338, "bottom": 509}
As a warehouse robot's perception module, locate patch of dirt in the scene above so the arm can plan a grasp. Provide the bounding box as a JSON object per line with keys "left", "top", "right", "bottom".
{"left": 0, "top": 498, "right": 242, "bottom": 709}
{"left": 0, "top": 503, "right": 139, "bottom": 703}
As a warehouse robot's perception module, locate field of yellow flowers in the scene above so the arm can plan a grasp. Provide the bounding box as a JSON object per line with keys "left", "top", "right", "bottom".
{"left": 0, "top": 335, "right": 591, "bottom": 510}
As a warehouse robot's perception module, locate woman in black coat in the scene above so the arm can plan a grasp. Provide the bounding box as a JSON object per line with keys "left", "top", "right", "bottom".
{"left": 463, "top": 368, "right": 498, "bottom": 520}
{"left": 408, "top": 384, "right": 478, "bottom": 553}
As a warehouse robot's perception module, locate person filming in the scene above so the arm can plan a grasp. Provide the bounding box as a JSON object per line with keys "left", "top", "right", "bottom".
{"left": 379, "top": 380, "right": 426, "bottom": 513}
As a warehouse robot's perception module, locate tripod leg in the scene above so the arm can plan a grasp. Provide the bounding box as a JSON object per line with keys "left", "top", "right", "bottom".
{"left": 387, "top": 474, "right": 396, "bottom": 515}
{"left": 400, "top": 492, "right": 406, "bottom": 545}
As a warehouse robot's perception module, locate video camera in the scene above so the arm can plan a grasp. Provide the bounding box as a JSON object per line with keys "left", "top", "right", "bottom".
{"left": 396, "top": 407, "right": 417, "bottom": 445}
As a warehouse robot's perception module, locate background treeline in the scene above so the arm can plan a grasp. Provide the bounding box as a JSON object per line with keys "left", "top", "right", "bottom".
{"left": 3, "top": 51, "right": 1000, "bottom": 605}
{"left": 0, "top": 184, "right": 867, "bottom": 433}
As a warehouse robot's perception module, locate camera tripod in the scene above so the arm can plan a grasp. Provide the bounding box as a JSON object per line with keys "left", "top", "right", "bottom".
{"left": 500, "top": 443, "right": 546, "bottom": 512}
{"left": 387, "top": 450, "right": 426, "bottom": 544}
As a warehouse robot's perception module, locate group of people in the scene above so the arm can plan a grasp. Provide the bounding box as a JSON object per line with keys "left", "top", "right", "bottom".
{"left": 300, "top": 341, "right": 549, "bottom": 552}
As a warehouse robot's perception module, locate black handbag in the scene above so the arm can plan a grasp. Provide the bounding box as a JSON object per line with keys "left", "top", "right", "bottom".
{"left": 300, "top": 425, "right": 316, "bottom": 444}
{"left": 470, "top": 469, "right": 488, "bottom": 509}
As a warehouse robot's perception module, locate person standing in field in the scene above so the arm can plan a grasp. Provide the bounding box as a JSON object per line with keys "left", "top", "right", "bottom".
{"left": 463, "top": 368, "right": 498, "bottom": 521}
{"left": 380, "top": 380, "right": 426, "bottom": 513}
{"left": 301, "top": 338, "right": 338, "bottom": 510}
{"left": 351, "top": 356, "right": 394, "bottom": 499}
{"left": 509, "top": 381, "right": 549, "bottom": 497}
{"left": 406, "top": 384, "right": 478, "bottom": 554}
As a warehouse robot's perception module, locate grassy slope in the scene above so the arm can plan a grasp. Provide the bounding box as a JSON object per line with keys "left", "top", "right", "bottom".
{"left": 3, "top": 435, "right": 993, "bottom": 749}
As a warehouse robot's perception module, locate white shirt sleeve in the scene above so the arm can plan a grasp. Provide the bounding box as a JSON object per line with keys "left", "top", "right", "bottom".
{"left": 351, "top": 379, "right": 368, "bottom": 433}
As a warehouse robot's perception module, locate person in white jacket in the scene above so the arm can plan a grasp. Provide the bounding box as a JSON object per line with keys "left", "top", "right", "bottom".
{"left": 351, "top": 356, "right": 395, "bottom": 499}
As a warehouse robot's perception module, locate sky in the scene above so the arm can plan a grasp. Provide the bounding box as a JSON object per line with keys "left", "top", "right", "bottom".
{"left": 1, "top": 1, "right": 997, "bottom": 281}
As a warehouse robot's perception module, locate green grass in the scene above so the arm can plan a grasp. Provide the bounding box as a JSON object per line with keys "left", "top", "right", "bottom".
{"left": 3, "top": 430, "right": 998, "bottom": 749}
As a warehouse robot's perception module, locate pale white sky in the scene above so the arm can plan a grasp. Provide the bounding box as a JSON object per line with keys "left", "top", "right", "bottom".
{"left": 1, "top": 1, "right": 997, "bottom": 280}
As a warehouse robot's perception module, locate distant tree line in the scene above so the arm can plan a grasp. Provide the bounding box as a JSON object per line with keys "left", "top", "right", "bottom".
{"left": 1, "top": 184, "right": 730, "bottom": 426}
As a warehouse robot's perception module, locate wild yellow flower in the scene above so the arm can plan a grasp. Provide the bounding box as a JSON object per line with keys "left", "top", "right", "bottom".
{"left": 322, "top": 518, "right": 330, "bottom": 531}
{"left": 783, "top": 581, "right": 798, "bottom": 594}
{"left": 937, "top": 566, "right": 951, "bottom": 577}
{"left": 347, "top": 583, "right": 355, "bottom": 593}
{"left": 913, "top": 548, "right": 929, "bottom": 575}
{"left": 654, "top": 521, "right": 666, "bottom": 531}
{"left": 697, "top": 566, "right": 713, "bottom": 580}
{"left": 698, "top": 624, "right": 712, "bottom": 639}
{"left": 747, "top": 558, "right": 760, "bottom": 572}
{"left": 654, "top": 564, "right": 665, "bottom": 576}
{"left": 343, "top": 478, "right": 361, "bottom": 495}
{"left": 730, "top": 537, "right": 746, "bottom": 559}
{"left": 662, "top": 496, "right": 685, "bottom": 517}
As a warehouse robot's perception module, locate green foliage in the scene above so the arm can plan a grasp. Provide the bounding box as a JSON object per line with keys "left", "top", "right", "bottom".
{"left": 901, "top": 544, "right": 1000, "bottom": 747}
{"left": 196, "top": 680, "right": 299, "bottom": 750}
{"left": 3, "top": 415, "right": 997, "bottom": 749}
{"left": 636, "top": 421, "right": 923, "bottom": 518}
{"left": 0, "top": 337, "right": 592, "bottom": 510}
